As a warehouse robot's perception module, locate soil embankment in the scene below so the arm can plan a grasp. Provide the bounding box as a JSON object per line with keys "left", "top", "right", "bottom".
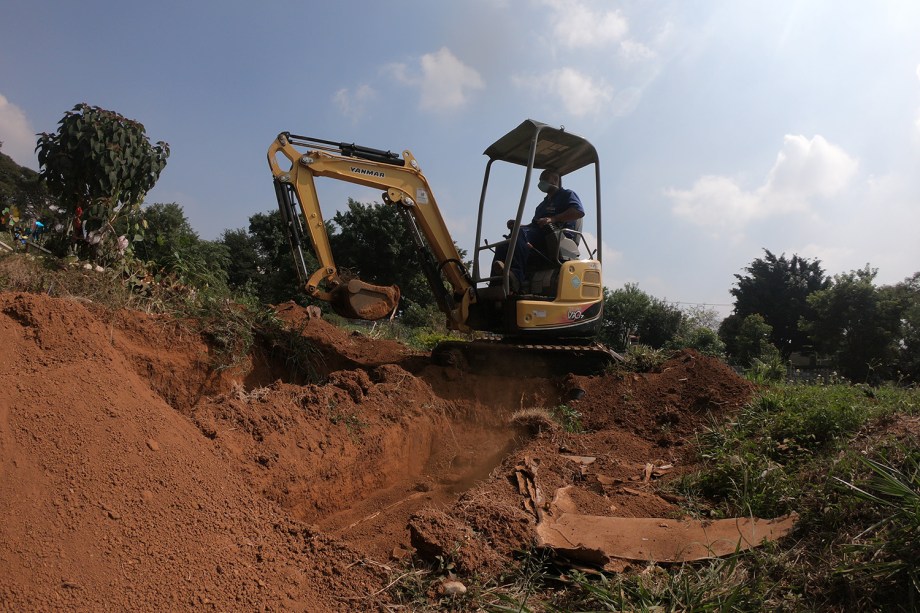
{"left": 0, "top": 293, "right": 753, "bottom": 610}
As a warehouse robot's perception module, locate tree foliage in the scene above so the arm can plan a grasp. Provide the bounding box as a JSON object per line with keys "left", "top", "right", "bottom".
{"left": 668, "top": 305, "right": 726, "bottom": 357}
{"left": 892, "top": 273, "right": 920, "bottom": 382}
{"left": 218, "top": 210, "right": 315, "bottom": 305}
{"left": 134, "top": 203, "right": 200, "bottom": 269}
{"left": 131, "top": 202, "right": 229, "bottom": 290}
{"left": 36, "top": 103, "right": 169, "bottom": 254}
{"left": 0, "top": 146, "right": 65, "bottom": 244}
{"left": 723, "top": 250, "right": 829, "bottom": 357}
{"left": 600, "top": 283, "right": 683, "bottom": 351}
{"left": 329, "top": 199, "right": 461, "bottom": 309}
{"left": 804, "top": 266, "right": 905, "bottom": 383}
{"left": 1, "top": 147, "right": 52, "bottom": 220}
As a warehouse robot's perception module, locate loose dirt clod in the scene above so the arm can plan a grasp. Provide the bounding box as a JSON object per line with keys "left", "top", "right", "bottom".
{"left": 0, "top": 293, "right": 757, "bottom": 610}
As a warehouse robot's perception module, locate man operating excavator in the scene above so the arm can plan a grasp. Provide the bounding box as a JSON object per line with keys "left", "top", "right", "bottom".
{"left": 490, "top": 168, "right": 585, "bottom": 289}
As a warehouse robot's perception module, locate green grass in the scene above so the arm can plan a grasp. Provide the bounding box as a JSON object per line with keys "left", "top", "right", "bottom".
{"left": 551, "top": 404, "right": 584, "bottom": 434}
{"left": 392, "top": 383, "right": 919, "bottom": 612}
{"left": 0, "top": 251, "right": 323, "bottom": 381}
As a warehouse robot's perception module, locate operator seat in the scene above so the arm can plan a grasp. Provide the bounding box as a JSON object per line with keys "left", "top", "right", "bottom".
{"left": 540, "top": 217, "right": 582, "bottom": 266}
{"left": 557, "top": 217, "right": 583, "bottom": 262}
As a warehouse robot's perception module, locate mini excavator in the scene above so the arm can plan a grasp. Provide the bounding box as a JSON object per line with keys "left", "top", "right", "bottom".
{"left": 267, "top": 119, "right": 620, "bottom": 373}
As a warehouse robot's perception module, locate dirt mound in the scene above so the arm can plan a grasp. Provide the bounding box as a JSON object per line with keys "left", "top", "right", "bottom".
{"left": 0, "top": 293, "right": 383, "bottom": 610}
{"left": 0, "top": 294, "right": 756, "bottom": 609}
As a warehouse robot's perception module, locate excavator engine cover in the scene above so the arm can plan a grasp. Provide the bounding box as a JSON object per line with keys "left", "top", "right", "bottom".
{"left": 329, "top": 279, "right": 400, "bottom": 320}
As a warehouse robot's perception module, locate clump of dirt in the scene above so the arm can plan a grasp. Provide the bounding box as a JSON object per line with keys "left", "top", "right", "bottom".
{"left": 0, "top": 293, "right": 756, "bottom": 610}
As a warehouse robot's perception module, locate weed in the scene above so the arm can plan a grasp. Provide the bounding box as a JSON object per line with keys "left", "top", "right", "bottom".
{"left": 834, "top": 448, "right": 920, "bottom": 609}
{"left": 328, "top": 404, "right": 367, "bottom": 439}
{"left": 618, "top": 344, "right": 670, "bottom": 373}
{"left": 551, "top": 404, "right": 584, "bottom": 434}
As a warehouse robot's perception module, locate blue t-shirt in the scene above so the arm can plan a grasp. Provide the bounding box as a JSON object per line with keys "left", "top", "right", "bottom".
{"left": 531, "top": 188, "right": 584, "bottom": 231}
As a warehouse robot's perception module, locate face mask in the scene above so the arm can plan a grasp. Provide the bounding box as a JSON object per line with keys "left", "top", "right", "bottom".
{"left": 537, "top": 180, "right": 551, "bottom": 193}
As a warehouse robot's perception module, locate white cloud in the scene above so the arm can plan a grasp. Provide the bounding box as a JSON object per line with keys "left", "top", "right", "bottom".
{"left": 667, "top": 175, "right": 760, "bottom": 239}
{"left": 0, "top": 94, "right": 37, "bottom": 169}
{"left": 666, "top": 134, "right": 858, "bottom": 237}
{"left": 548, "top": 1, "right": 628, "bottom": 48}
{"left": 915, "top": 63, "right": 920, "bottom": 133}
{"left": 541, "top": 0, "right": 655, "bottom": 62}
{"left": 333, "top": 84, "right": 377, "bottom": 122}
{"left": 385, "top": 47, "right": 484, "bottom": 113}
{"left": 618, "top": 39, "right": 655, "bottom": 62}
{"left": 763, "top": 134, "right": 859, "bottom": 202}
{"left": 513, "top": 68, "right": 613, "bottom": 117}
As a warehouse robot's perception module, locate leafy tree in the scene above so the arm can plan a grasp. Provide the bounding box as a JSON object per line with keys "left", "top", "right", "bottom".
{"left": 723, "top": 250, "right": 829, "bottom": 357}
{"left": 892, "top": 272, "right": 920, "bottom": 382}
{"left": 600, "top": 283, "right": 683, "bottom": 351}
{"left": 668, "top": 305, "right": 726, "bottom": 357}
{"left": 36, "top": 103, "right": 169, "bottom": 257}
{"left": 220, "top": 200, "right": 465, "bottom": 312}
{"left": 329, "top": 199, "right": 467, "bottom": 310}
{"left": 128, "top": 202, "right": 229, "bottom": 290}
{"left": 219, "top": 228, "right": 262, "bottom": 291}
{"left": 1, "top": 147, "right": 51, "bottom": 219}
{"left": 728, "top": 313, "right": 778, "bottom": 367}
{"left": 168, "top": 239, "right": 231, "bottom": 292}
{"left": 134, "top": 203, "right": 199, "bottom": 268}
{"left": 0, "top": 146, "right": 63, "bottom": 241}
{"left": 803, "top": 266, "right": 903, "bottom": 383}
{"left": 217, "top": 210, "right": 315, "bottom": 305}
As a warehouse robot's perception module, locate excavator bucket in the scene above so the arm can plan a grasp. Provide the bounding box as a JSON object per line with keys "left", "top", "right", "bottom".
{"left": 329, "top": 279, "right": 400, "bottom": 320}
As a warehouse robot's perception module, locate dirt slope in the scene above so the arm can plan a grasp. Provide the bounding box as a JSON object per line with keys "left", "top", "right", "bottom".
{"left": 0, "top": 292, "right": 754, "bottom": 610}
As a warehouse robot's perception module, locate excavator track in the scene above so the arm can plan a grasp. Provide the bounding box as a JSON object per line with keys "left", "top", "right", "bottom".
{"left": 431, "top": 339, "right": 623, "bottom": 377}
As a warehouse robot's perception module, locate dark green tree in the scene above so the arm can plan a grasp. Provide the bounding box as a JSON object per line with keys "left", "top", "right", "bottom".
{"left": 731, "top": 313, "right": 777, "bottom": 367}
{"left": 892, "top": 272, "right": 920, "bottom": 382}
{"left": 36, "top": 103, "right": 169, "bottom": 257}
{"left": 600, "top": 283, "right": 683, "bottom": 351}
{"left": 329, "top": 199, "right": 465, "bottom": 310}
{"left": 217, "top": 210, "right": 315, "bottom": 305}
{"left": 134, "top": 203, "right": 199, "bottom": 268}
{"left": 1, "top": 147, "right": 51, "bottom": 219}
{"left": 129, "top": 202, "right": 229, "bottom": 290}
{"left": 221, "top": 201, "right": 467, "bottom": 311}
{"left": 668, "top": 305, "right": 726, "bottom": 357}
{"left": 803, "top": 266, "right": 903, "bottom": 383}
{"left": 722, "top": 250, "right": 829, "bottom": 357}
{"left": 219, "top": 228, "right": 262, "bottom": 291}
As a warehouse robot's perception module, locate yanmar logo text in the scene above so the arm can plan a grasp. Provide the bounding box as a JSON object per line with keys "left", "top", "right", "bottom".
{"left": 351, "top": 167, "right": 385, "bottom": 178}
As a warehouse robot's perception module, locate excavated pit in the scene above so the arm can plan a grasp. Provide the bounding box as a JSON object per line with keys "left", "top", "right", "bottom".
{"left": 0, "top": 292, "right": 757, "bottom": 611}
{"left": 188, "top": 352, "right": 564, "bottom": 559}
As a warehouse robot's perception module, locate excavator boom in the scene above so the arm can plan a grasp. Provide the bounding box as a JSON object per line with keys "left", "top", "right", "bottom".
{"left": 268, "top": 132, "right": 473, "bottom": 327}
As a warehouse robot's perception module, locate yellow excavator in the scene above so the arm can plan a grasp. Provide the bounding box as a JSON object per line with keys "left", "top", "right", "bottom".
{"left": 267, "top": 119, "right": 619, "bottom": 372}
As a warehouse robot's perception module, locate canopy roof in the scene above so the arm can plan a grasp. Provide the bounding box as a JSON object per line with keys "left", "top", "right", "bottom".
{"left": 482, "top": 119, "right": 598, "bottom": 176}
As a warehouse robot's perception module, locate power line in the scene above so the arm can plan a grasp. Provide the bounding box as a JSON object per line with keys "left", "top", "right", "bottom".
{"left": 668, "top": 301, "right": 733, "bottom": 307}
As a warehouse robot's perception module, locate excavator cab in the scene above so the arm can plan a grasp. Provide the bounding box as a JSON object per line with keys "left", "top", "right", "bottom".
{"left": 467, "top": 119, "right": 605, "bottom": 340}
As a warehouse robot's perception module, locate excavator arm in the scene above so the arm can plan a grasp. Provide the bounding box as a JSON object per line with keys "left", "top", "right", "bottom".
{"left": 267, "top": 133, "right": 475, "bottom": 329}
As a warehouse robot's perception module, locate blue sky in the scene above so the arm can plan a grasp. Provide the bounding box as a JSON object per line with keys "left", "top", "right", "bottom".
{"left": 2, "top": 0, "right": 919, "bottom": 317}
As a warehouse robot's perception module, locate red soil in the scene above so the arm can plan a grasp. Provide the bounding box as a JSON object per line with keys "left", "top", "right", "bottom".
{"left": 0, "top": 293, "right": 754, "bottom": 611}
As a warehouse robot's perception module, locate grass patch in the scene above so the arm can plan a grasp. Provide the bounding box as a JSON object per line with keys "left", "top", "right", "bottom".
{"left": 550, "top": 404, "right": 584, "bottom": 434}
{"left": 440, "top": 383, "right": 918, "bottom": 612}
{"left": 0, "top": 252, "right": 323, "bottom": 381}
